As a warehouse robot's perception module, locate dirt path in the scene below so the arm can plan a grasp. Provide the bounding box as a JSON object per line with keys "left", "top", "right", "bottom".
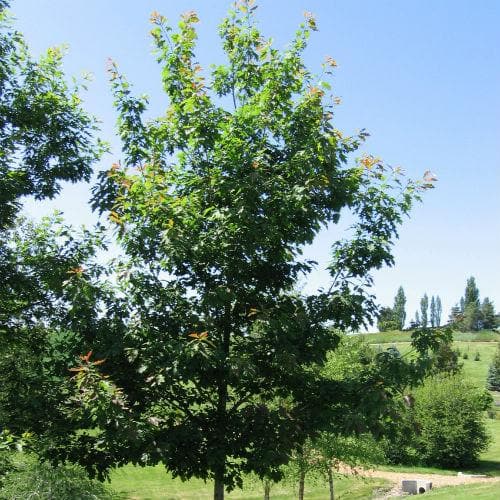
{"left": 339, "top": 465, "right": 500, "bottom": 498}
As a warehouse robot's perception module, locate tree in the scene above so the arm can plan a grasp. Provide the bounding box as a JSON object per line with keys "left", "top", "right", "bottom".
{"left": 435, "top": 295, "right": 442, "bottom": 327}
{"left": 0, "top": 0, "right": 101, "bottom": 337}
{"left": 393, "top": 286, "right": 406, "bottom": 330}
{"left": 70, "top": 4, "right": 431, "bottom": 498}
{"left": 430, "top": 296, "right": 436, "bottom": 328}
{"left": 462, "top": 277, "right": 481, "bottom": 331}
{"left": 411, "top": 310, "right": 421, "bottom": 329}
{"left": 377, "top": 306, "right": 398, "bottom": 332}
{"left": 486, "top": 343, "right": 500, "bottom": 391}
{"left": 448, "top": 303, "right": 462, "bottom": 326}
{"left": 420, "top": 294, "right": 429, "bottom": 328}
{"left": 0, "top": 1, "right": 100, "bottom": 230}
{"left": 0, "top": 0, "right": 106, "bottom": 472}
{"left": 481, "top": 298, "right": 496, "bottom": 330}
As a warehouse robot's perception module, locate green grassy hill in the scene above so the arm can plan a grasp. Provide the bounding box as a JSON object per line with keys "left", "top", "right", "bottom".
{"left": 360, "top": 329, "right": 500, "bottom": 345}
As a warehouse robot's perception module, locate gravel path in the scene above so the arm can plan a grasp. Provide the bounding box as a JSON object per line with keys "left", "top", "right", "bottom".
{"left": 339, "top": 465, "right": 500, "bottom": 498}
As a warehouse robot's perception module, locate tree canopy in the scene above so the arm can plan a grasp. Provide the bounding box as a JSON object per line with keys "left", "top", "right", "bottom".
{"left": 0, "top": 2, "right": 439, "bottom": 499}
{"left": 73, "top": 3, "right": 433, "bottom": 497}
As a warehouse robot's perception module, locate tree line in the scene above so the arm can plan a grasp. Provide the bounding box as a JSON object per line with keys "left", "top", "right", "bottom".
{"left": 378, "top": 277, "right": 498, "bottom": 332}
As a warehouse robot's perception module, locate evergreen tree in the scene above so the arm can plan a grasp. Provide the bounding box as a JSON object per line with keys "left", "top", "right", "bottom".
{"left": 462, "top": 277, "right": 481, "bottom": 331}
{"left": 430, "top": 295, "right": 436, "bottom": 328}
{"left": 392, "top": 286, "right": 406, "bottom": 330}
{"left": 486, "top": 343, "right": 500, "bottom": 391}
{"left": 435, "top": 296, "right": 442, "bottom": 327}
{"left": 420, "top": 294, "right": 429, "bottom": 328}
{"left": 448, "top": 303, "right": 462, "bottom": 326}
{"left": 481, "top": 298, "right": 496, "bottom": 330}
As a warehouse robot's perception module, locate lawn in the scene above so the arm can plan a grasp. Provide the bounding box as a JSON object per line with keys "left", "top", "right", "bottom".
{"left": 424, "top": 481, "right": 500, "bottom": 499}
{"left": 109, "top": 466, "right": 389, "bottom": 499}
{"left": 361, "top": 329, "right": 500, "bottom": 345}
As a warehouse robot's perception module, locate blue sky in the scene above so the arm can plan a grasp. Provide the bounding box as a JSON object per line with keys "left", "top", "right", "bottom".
{"left": 13, "top": 0, "right": 500, "bottom": 328}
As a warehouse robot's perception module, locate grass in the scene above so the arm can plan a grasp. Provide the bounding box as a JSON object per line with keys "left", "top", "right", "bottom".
{"left": 360, "top": 329, "right": 500, "bottom": 345}
{"left": 424, "top": 481, "right": 500, "bottom": 499}
{"left": 110, "top": 332, "right": 500, "bottom": 498}
{"left": 109, "top": 465, "right": 389, "bottom": 499}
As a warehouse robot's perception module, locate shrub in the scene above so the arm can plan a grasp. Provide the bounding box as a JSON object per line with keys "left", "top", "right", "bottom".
{"left": 474, "top": 352, "right": 481, "bottom": 361}
{"left": 413, "top": 376, "right": 491, "bottom": 468}
{"left": 0, "top": 456, "right": 118, "bottom": 500}
{"left": 0, "top": 452, "right": 14, "bottom": 488}
{"left": 431, "top": 342, "right": 462, "bottom": 375}
{"left": 486, "top": 343, "right": 500, "bottom": 391}
{"left": 462, "top": 351, "right": 469, "bottom": 360}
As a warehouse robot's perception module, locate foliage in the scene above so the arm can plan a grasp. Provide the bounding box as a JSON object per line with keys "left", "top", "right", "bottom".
{"left": 412, "top": 375, "right": 491, "bottom": 468}
{"left": 435, "top": 296, "right": 442, "bottom": 327}
{"left": 451, "top": 277, "right": 483, "bottom": 332}
{"left": 0, "top": 1, "right": 101, "bottom": 229}
{"left": 487, "top": 343, "right": 500, "bottom": 391}
{"left": 0, "top": 216, "right": 123, "bottom": 447}
{"left": 392, "top": 286, "right": 406, "bottom": 330}
{"left": 430, "top": 295, "right": 436, "bottom": 327}
{"left": 0, "top": 455, "right": 119, "bottom": 500}
{"left": 482, "top": 298, "right": 497, "bottom": 330}
{"left": 0, "top": 0, "right": 102, "bottom": 459}
{"left": 377, "top": 306, "right": 398, "bottom": 332}
{"left": 78, "top": 2, "right": 432, "bottom": 496}
{"left": 377, "top": 287, "right": 406, "bottom": 331}
{"left": 420, "top": 293, "right": 429, "bottom": 328}
{"left": 282, "top": 433, "right": 385, "bottom": 500}
{"left": 430, "top": 341, "right": 462, "bottom": 376}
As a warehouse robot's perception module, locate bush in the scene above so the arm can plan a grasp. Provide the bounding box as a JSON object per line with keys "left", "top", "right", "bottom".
{"left": 474, "top": 352, "right": 481, "bottom": 361}
{"left": 413, "top": 376, "right": 491, "bottom": 468}
{"left": 0, "top": 455, "right": 118, "bottom": 500}
{"left": 486, "top": 343, "right": 500, "bottom": 391}
{"left": 0, "top": 452, "right": 14, "bottom": 488}
{"left": 431, "top": 342, "right": 462, "bottom": 375}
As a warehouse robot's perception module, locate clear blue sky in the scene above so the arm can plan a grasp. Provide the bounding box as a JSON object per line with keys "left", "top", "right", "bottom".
{"left": 13, "top": 0, "right": 500, "bottom": 328}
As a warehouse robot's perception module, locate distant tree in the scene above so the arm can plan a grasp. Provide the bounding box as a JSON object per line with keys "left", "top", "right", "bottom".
{"left": 481, "top": 298, "right": 496, "bottom": 330}
{"left": 412, "top": 310, "right": 421, "bottom": 329}
{"left": 486, "top": 343, "right": 500, "bottom": 391}
{"left": 430, "top": 296, "right": 436, "bottom": 328}
{"left": 448, "top": 303, "right": 462, "bottom": 326}
{"left": 464, "top": 277, "right": 480, "bottom": 308}
{"left": 420, "top": 294, "right": 429, "bottom": 328}
{"left": 393, "top": 286, "right": 406, "bottom": 330}
{"left": 377, "top": 306, "right": 398, "bottom": 332}
{"left": 435, "top": 296, "right": 442, "bottom": 327}
{"left": 462, "top": 277, "right": 481, "bottom": 331}
{"left": 459, "top": 297, "right": 465, "bottom": 313}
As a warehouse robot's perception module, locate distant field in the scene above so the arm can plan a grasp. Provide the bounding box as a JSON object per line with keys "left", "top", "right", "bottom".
{"left": 360, "top": 329, "right": 500, "bottom": 345}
